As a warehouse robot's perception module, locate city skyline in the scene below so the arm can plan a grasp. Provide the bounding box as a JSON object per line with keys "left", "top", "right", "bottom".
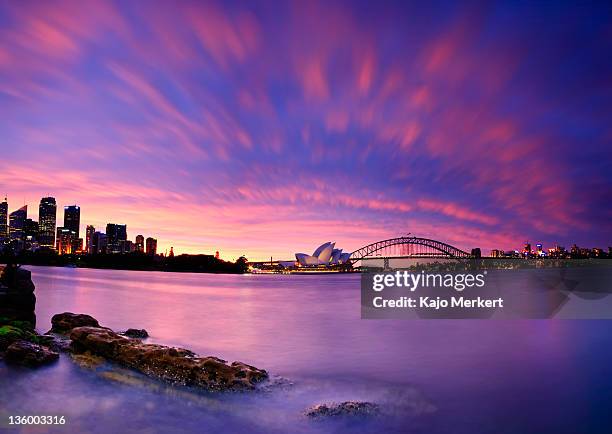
{"left": 1, "top": 1, "right": 611, "bottom": 260}
{"left": 0, "top": 192, "right": 608, "bottom": 261}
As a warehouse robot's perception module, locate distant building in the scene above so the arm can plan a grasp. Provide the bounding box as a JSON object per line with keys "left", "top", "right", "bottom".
{"left": 64, "top": 205, "right": 80, "bottom": 238}
{"left": 38, "top": 197, "right": 57, "bottom": 249}
{"left": 56, "top": 227, "right": 76, "bottom": 255}
{"left": 85, "top": 225, "right": 95, "bottom": 254}
{"left": 523, "top": 242, "right": 531, "bottom": 256}
{"left": 24, "top": 218, "right": 39, "bottom": 251}
{"left": 119, "top": 239, "right": 134, "bottom": 254}
{"left": 106, "top": 223, "right": 127, "bottom": 254}
{"left": 145, "top": 237, "right": 157, "bottom": 255}
{"left": 92, "top": 231, "right": 107, "bottom": 254}
{"left": 295, "top": 242, "right": 351, "bottom": 266}
{"left": 169, "top": 246, "right": 174, "bottom": 257}
{"left": 0, "top": 197, "right": 8, "bottom": 240}
{"left": 490, "top": 249, "right": 504, "bottom": 258}
{"left": 24, "top": 218, "right": 38, "bottom": 239}
{"left": 9, "top": 205, "right": 27, "bottom": 250}
{"left": 135, "top": 234, "right": 144, "bottom": 253}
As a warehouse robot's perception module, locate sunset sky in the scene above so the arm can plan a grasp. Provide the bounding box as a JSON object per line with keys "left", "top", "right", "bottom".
{"left": 1, "top": 1, "right": 611, "bottom": 260}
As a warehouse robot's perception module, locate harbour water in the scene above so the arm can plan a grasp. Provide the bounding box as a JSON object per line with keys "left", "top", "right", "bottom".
{"left": 1, "top": 266, "right": 612, "bottom": 433}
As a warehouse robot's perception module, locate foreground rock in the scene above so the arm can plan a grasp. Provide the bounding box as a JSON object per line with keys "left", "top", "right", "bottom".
{"left": 70, "top": 326, "right": 268, "bottom": 391}
{"left": 305, "top": 401, "right": 381, "bottom": 418}
{"left": 50, "top": 312, "right": 101, "bottom": 334}
{"left": 0, "top": 264, "right": 36, "bottom": 325}
{"left": 5, "top": 340, "right": 59, "bottom": 367}
{"left": 122, "top": 328, "right": 149, "bottom": 338}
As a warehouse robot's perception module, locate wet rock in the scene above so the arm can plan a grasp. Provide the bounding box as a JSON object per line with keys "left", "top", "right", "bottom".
{"left": 122, "top": 328, "right": 149, "bottom": 339}
{"left": 70, "top": 352, "right": 106, "bottom": 369}
{"left": 39, "top": 333, "right": 73, "bottom": 353}
{"left": 5, "top": 340, "right": 59, "bottom": 367}
{"left": 69, "top": 326, "right": 268, "bottom": 391}
{"left": 305, "top": 401, "right": 381, "bottom": 418}
{"left": 50, "top": 312, "right": 101, "bottom": 334}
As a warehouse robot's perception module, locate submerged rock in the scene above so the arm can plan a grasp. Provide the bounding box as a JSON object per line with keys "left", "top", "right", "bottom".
{"left": 122, "top": 328, "right": 149, "bottom": 339}
{"left": 50, "top": 312, "right": 101, "bottom": 334}
{"left": 5, "top": 340, "right": 59, "bottom": 367}
{"left": 69, "top": 326, "right": 268, "bottom": 391}
{"left": 305, "top": 401, "right": 381, "bottom": 418}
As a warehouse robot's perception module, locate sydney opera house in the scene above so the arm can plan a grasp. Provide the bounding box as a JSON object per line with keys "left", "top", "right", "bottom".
{"left": 295, "top": 242, "right": 351, "bottom": 267}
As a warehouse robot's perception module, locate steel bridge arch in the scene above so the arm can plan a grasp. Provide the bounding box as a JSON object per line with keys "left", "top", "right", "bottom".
{"left": 349, "top": 236, "right": 472, "bottom": 263}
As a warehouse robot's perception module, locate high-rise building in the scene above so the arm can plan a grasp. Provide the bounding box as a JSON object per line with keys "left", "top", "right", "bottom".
{"left": 86, "top": 225, "right": 95, "bottom": 254}
{"left": 56, "top": 227, "right": 76, "bottom": 255}
{"left": 145, "top": 237, "right": 157, "bottom": 255}
{"left": 106, "top": 223, "right": 127, "bottom": 254}
{"left": 0, "top": 197, "right": 8, "bottom": 240}
{"left": 92, "top": 231, "right": 107, "bottom": 254}
{"left": 64, "top": 205, "right": 80, "bottom": 239}
{"left": 9, "top": 205, "right": 27, "bottom": 242}
{"left": 24, "top": 218, "right": 39, "bottom": 252}
{"left": 38, "top": 197, "right": 57, "bottom": 249}
{"left": 24, "top": 218, "right": 38, "bottom": 239}
{"left": 135, "top": 234, "right": 145, "bottom": 253}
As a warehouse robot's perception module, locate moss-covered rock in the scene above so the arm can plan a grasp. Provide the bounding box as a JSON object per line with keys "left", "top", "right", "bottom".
{"left": 0, "top": 325, "right": 26, "bottom": 350}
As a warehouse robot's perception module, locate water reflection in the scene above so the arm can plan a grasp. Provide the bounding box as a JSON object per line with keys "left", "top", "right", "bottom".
{"left": 1, "top": 266, "right": 611, "bottom": 433}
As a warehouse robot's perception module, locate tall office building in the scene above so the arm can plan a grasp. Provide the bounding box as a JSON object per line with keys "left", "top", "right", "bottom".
{"left": 85, "top": 225, "right": 95, "bottom": 254}
{"left": 0, "top": 197, "right": 8, "bottom": 240}
{"left": 56, "top": 227, "right": 76, "bottom": 255}
{"left": 106, "top": 223, "right": 127, "bottom": 254}
{"left": 9, "top": 205, "right": 27, "bottom": 250}
{"left": 92, "top": 231, "right": 107, "bottom": 254}
{"left": 38, "top": 197, "right": 57, "bottom": 249}
{"left": 64, "top": 205, "right": 80, "bottom": 238}
{"left": 145, "top": 237, "right": 157, "bottom": 255}
{"left": 24, "top": 219, "right": 39, "bottom": 239}
{"left": 135, "top": 234, "right": 145, "bottom": 253}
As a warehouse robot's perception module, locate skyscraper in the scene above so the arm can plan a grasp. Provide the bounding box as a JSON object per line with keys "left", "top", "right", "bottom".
{"left": 92, "top": 231, "right": 107, "bottom": 254}
{"left": 86, "top": 225, "right": 95, "bottom": 254}
{"left": 9, "top": 205, "right": 27, "bottom": 250}
{"left": 135, "top": 234, "right": 144, "bottom": 253}
{"left": 24, "top": 219, "right": 38, "bottom": 239}
{"left": 64, "top": 205, "right": 82, "bottom": 253}
{"left": 0, "top": 197, "right": 8, "bottom": 240}
{"left": 64, "top": 205, "right": 80, "bottom": 238}
{"left": 24, "top": 218, "right": 39, "bottom": 251}
{"left": 145, "top": 237, "right": 157, "bottom": 255}
{"left": 38, "top": 197, "right": 57, "bottom": 249}
{"left": 106, "top": 223, "right": 127, "bottom": 254}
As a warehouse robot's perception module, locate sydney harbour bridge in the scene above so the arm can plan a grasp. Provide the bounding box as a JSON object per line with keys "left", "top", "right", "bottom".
{"left": 348, "top": 235, "right": 474, "bottom": 264}
{"left": 254, "top": 236, "right": 476, "bottom": 270}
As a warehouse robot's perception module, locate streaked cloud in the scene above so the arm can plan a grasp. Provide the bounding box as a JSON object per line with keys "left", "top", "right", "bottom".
{"left": 0, "top": 0, "right": 610, "bottom": 259}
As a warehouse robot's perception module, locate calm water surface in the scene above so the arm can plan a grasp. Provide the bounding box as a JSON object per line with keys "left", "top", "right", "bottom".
{"left": 1, "top": 266, "right": 612, "bottom": 433}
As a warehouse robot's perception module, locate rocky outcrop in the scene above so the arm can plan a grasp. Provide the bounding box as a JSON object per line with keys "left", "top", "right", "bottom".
{"left": 305, "top": 401, "right": 381, "bottom": 418}
{"left": 0, "top": 324, "right": 28, "bottom": 351}
{"left": 122, "top": 328, "right": 149, "bottom": 339}
{"left": 5, "top": 340, "right": 59, "bottom": 367}
{"left": 0, "top": 264, "right": 36, "bottom": 325}
{"left": 69, "top": 326, "right": 268, "bottom": 391}
{"left": 50, "top": 312, "right": 101, "bottom": 334}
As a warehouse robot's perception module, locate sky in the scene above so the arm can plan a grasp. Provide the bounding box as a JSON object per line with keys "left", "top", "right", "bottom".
{"left": 0, "top": 0, "right": 611, "bottom": 260}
